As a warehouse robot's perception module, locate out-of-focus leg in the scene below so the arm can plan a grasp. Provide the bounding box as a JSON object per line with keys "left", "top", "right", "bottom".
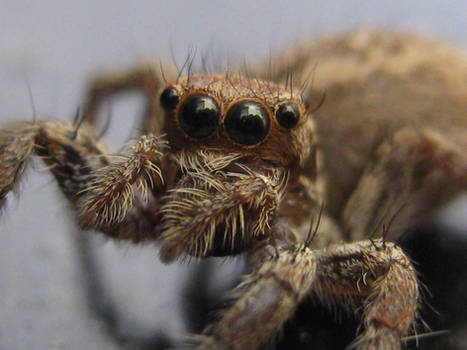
{"left": 343, "top": 128, "right": 467, "bottom": 241}
{"left": 82, "top": 63, "right": 177, "bottom": 134}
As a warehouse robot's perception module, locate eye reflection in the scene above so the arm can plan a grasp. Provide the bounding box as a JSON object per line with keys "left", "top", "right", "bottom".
{"left": 178, "top": 94, "right": 220, "bottom": 139}
{"left": 276, "top": 103, "right": 300, "bottom": 129}
{"left": 224, "top": 100, "right": 270, "bottom": 146}
{"left": 160, "top": 87, "right": 179, "bottom": 110}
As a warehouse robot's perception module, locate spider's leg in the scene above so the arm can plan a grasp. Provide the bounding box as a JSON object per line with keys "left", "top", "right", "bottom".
{"left": 181, "top": 246, "right": 317, "bottom": 350}
{"left": 181, "top": 239, "right": 417, "bottom": 350}
{"left": 343, "top": 128, "right": 467, "bottom": 241}
{"left": 313, "top": 239, "right": 419, "bottom": 350}
{"left": 82, "top": 63, "right": 177, "bottom": 134}
{"left": 0, "top": 122, "right": 37, "bottom": 208}
{"left": 0, "top": 120, "right": 165, "bottom": 241}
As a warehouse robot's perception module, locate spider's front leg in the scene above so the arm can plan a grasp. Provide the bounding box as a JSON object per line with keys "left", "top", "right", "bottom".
{"left": 184, "top": 239, "right": 418, "bottom": 350}
{"left": 315, "top": 240, "right": 419, "bottom": 350}
{"left": 0, "top": 120, "right": 165, "bottom": 241}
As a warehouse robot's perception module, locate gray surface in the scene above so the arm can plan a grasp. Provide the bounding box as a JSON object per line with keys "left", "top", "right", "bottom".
{"left": 0, "top": 1, "right": 466, "bottom": 349}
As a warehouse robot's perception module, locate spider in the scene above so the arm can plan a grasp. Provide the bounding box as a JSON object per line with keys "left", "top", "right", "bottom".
{"left": 1, "top": 30, "right": 466, "bottom": 350}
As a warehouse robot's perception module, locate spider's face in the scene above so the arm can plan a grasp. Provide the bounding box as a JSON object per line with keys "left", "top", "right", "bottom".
{"left": 157, "top": 74, "right": 316, "bottom": 262}
{"left": 160, "top": 74, "right": 313, "bottom": 167}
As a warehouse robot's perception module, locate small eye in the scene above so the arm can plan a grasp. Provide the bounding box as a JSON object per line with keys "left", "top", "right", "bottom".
{"left": 275, "top": 103, "right": 300, "bottom": 129}
{"left": 160, "top": 87, "right": 179, "bottom": 110}
{"left": 224, "top": 101, "right": 270, "bottom": 146}
{"left": 178, "top": 94, "right": 219, "bottom": 139}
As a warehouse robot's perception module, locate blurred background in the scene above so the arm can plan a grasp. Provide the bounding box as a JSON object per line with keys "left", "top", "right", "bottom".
{"left": 0, "top": 1, "right": 466, "bottom": 349}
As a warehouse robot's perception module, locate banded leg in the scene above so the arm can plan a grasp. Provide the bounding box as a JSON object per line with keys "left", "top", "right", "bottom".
{"left": 182, "top": 239, "right": 418, "bottom": 350}
{"left": 0, "top": 120, "right": 165, "bottom": 241}
{"left": 183, "top": 247, "right": 317, "bottom": 350}
{"left": 315, "top": 240, "right": 419, "bottom": 350}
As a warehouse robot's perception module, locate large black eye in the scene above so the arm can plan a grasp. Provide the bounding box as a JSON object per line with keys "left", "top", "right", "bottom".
{"left": 178, "top": 94, "right": 219, "bottom": 139}
{"left": 276, "top": 103, "right": 299, "bottom": 129}
{"left": 160, "top": 87, "right": 179, "bottom": 110}
{"left": 224, "top": 101, "right": 270, "bottom": 146}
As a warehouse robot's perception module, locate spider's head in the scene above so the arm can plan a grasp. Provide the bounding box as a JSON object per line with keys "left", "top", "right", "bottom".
{"left": 157, "top": 74, "right": 316, "bottom": 262}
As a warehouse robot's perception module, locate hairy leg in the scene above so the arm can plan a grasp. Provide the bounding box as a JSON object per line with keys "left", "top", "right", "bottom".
{"left": 0, "top": 123, "right": 37, "bottom": 207}
{"left": 183, "top": 247, "right": 317, "bottom": 350}
{"left": 0, "top": 120, "right": 164, "bottom": 241}
{"left": 180, "top": 239, "right": 418, "bottom": 350}
{"left": 315, "top": 240, "right": 419, "bottom": 350}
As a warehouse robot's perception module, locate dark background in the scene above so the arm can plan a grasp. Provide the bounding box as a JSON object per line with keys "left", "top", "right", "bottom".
{"left": 0, "top": 1, "right": 466, "bottom": 349}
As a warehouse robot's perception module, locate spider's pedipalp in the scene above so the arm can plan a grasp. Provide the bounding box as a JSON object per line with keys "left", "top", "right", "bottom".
{"left": 0, "top": 120, "right": 165, "bottom": 241}
{"left": 78, "top": 134, "right": 166, "bottom": 229}
{"left": 158, "top": 150, "right": 288, "bottom": 262}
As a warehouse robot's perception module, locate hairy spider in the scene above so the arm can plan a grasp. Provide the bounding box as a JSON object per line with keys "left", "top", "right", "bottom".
{"left": 1, "top": 30, "right": 466, "bottom": 350}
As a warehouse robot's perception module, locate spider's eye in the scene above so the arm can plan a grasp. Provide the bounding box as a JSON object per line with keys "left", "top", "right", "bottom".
{"left": 160, "top": 87, "right": 179, "bottom": 110}
{"left": 275, "top": 103, "right": 300, "bottom": 129}
{"left": 224, "top": 101, "right": 270, "bottom": 146}
{"left": 178, "top": 94, "right": 220, "bottom": 139}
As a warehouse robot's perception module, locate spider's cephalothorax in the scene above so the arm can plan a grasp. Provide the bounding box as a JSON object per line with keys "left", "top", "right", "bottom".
{"left": 156, "top": 75, "right": 316, "bottom": 261}
{"left": 2, "top": 30, "right": 467, "bottom": 350}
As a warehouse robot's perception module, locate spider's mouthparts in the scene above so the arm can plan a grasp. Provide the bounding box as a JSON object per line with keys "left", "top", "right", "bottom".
{"left": 157, "top": 153, "right": 288, "bottom": 263}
